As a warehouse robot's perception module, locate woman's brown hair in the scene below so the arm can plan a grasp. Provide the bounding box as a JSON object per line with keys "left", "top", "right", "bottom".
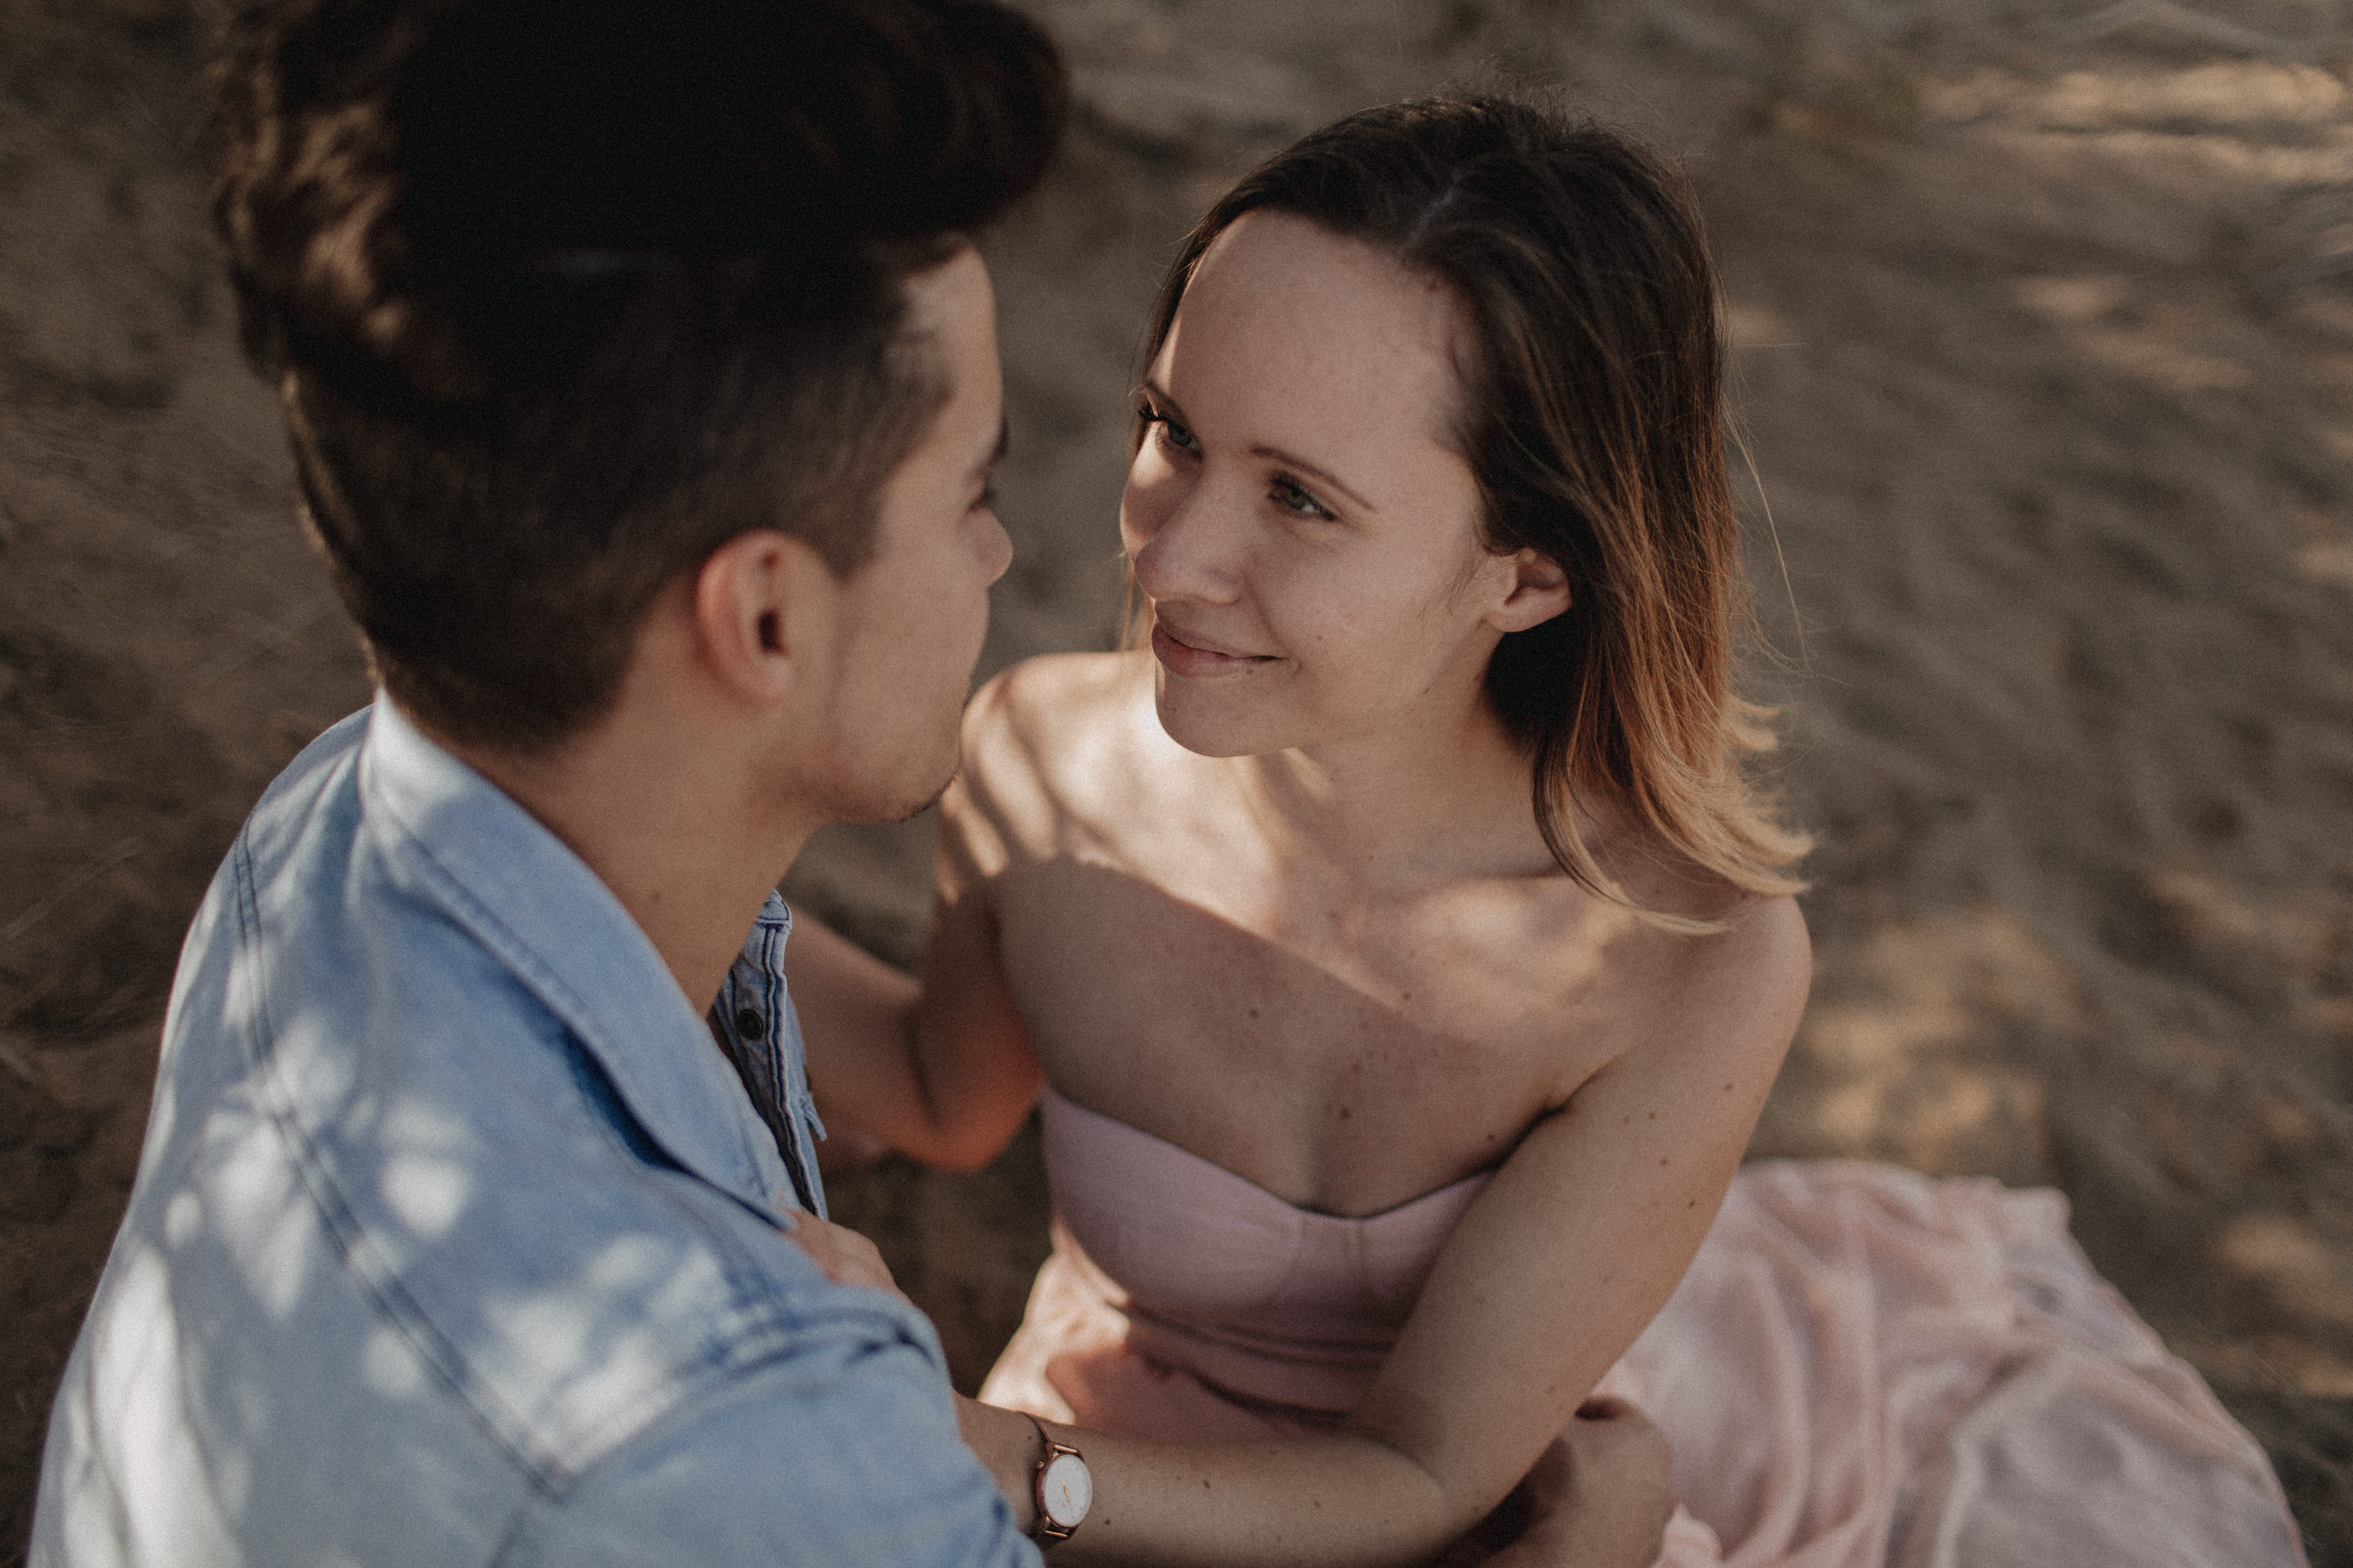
{"left": 1141, "top": 96, "right": 1808, "bottom": 925}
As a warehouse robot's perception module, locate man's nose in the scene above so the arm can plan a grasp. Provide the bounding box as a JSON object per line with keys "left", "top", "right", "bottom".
{"left": 981, "top": 511, "right": 1013, "bottom": 587}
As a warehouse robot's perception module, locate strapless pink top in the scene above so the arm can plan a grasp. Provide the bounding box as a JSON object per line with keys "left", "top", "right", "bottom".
{"left": 978, "top": 1091, "right": 2307, "bottom": 1568}
{"left": 999, "top": 1083, "right": 1489, "bottom": 1424}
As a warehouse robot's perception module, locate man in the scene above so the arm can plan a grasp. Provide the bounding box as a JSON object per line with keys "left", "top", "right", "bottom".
{"left": 36, "top": 2, "right": 1056, "bottom": 1560}
{"left": 34, "top": 1, "right": 1670, "bottom": 1562}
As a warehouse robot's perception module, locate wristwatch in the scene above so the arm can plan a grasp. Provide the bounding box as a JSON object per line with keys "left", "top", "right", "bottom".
{"left": 1025, "top": 1416, "right": 1091, "bottom": 1545}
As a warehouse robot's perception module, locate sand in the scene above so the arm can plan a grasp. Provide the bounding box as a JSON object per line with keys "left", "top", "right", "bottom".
{"left": 1, "top": 0, "right": 2347, "bottom": 1560}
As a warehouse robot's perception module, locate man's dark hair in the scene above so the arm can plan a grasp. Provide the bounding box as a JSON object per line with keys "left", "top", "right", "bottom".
{"left": 211, "top": 0, "right": 1066, "bottom": 749}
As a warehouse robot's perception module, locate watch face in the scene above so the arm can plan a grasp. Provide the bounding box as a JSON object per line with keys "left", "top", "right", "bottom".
{"left": 1040, "top": 1451, "right": 1091, "bottom": 1528}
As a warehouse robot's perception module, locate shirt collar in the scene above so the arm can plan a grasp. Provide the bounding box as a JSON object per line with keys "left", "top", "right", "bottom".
{"left": 356, "top": 697, "right": 787, "bottom": 1216}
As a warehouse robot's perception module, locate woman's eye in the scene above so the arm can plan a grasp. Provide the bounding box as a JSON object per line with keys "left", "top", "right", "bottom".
{"left": 1270, "top": 476, "right": 1331, "bottom": 518}
{"left": 1142, "top": 408, "right": 1198, "bottom": 454}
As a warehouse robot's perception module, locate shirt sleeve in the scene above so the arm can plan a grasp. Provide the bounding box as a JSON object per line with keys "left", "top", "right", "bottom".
{"left": 494, "top": 1313, "right": 1040, "bottom": 1568}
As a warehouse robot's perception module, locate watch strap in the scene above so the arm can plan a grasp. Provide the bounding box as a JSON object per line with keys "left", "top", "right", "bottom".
{"left": 1024, "top": 1414, "right": 1086, "bottom": 1544}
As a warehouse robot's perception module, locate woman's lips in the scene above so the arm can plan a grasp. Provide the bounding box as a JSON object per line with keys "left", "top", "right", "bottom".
{"left": 1151, "top": 620, "right": 1273, "bottom": 678}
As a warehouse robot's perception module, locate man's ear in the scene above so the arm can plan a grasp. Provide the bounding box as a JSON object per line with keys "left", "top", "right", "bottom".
{"left": 690, "top": 529, "right": 834, "bottom": 708}
{"left": 1487, "top": 547, "right": 1572, "bottom": 635}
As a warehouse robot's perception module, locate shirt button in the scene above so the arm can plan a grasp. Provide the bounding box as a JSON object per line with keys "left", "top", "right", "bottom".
{"left": 734, "top": 1008, "right": 765, "bottom": 1039}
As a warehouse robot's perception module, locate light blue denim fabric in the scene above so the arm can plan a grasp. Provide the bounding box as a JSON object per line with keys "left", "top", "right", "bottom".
{"left": 32, "top": 701, "right": 1034, "bottom": 1567}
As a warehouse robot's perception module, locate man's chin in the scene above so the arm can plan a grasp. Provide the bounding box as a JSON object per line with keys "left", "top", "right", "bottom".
{"left": 839, "top": 759, "right": 959, "bottom": 827}
{"left": 883, "top": 775, "right": 954, "bottom": 824}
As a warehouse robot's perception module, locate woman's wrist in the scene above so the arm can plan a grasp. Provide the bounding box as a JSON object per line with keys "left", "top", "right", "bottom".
{"left": 953, "top": 1393, "right": 1046, "bottom": 1533}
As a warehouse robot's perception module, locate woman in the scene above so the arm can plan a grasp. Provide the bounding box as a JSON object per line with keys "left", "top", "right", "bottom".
{"left": 789, "top": 97, "right": 2304, "bottom": 1567}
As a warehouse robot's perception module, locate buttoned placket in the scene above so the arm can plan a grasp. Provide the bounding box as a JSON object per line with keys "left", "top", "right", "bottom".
{"left": 708, "top": 897, "right": 829, "bottom": 1219}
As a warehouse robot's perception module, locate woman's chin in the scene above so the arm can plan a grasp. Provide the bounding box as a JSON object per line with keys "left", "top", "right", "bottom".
{"left": 1149, "top": 680, "right": 1284, "bottom": 759}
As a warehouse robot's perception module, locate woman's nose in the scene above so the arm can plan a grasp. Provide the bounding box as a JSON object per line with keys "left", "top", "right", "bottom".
{"left": 1124, "top": 471, "right": 1243, "bottom": 606}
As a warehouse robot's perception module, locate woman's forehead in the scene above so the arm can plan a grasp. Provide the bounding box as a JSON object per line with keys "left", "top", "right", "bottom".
{"left": 1161, "top": 210, "right": 1463, "bottom": 449}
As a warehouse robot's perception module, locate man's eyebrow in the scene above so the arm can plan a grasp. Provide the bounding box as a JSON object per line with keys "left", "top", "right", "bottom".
{"left": 970, "top": 413, "right": 1010, "bottom": 479}
{"left": 1139, "top": 377, "right": 1375, "bottom": 514}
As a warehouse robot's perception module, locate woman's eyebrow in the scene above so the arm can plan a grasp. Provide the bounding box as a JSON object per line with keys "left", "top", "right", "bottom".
{"left": 1139, "top": 377, "right": 1377, "bottom": 513}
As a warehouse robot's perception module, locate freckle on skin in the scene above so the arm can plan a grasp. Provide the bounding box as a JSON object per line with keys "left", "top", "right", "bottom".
{"left": 1659, "top": 1157, "right": 1670, "bottom": 1166}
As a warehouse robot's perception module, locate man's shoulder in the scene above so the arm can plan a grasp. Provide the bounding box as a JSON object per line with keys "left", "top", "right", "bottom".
{"left": 87, "top": 703, "right": 958, "bottom": 1513}
{"left": 246, "top": 702, "right": 373, "bottom": 826}
{"left": 51, "top": 827, "right": 976, "bottom": 1559}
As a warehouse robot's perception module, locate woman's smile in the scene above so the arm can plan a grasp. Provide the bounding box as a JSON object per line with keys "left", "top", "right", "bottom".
{"left": 1150, "top": 616, "right": 1277, "bottom": 678}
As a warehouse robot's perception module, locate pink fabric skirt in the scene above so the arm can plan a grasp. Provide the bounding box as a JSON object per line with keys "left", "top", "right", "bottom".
{"left": 981, "top": 1161, "right": 2307, "bottom": 1567}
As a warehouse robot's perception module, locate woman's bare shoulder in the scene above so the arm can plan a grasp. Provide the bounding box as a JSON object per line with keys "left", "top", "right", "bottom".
{"left": 965, "top": 652, "right": 1154, "bottom": 777}
{"left": 1620, "top": 890, "right": 1811, "bottom": 1079}
{"left": 1703, "top": 892, "right": 1812, "bottom": 1021}
{"left": 954, "top": 652, "right": 1160, "bottom": 857}
{"left": 970, "top": 650, "right": 1144, "bottom": 735}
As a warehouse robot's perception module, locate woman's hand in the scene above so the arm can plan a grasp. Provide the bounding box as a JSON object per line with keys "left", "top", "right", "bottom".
{"left": 1439, "top": 1398, "right": 1677, "bottom": 1568}
{"left": 785, "top": 880, "right": 1044, "bottom": 1173}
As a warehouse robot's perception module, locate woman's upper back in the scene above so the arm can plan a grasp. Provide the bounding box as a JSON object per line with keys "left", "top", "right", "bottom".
{"left": 946, "top": 649, "right": 1807, "bottom": 1219}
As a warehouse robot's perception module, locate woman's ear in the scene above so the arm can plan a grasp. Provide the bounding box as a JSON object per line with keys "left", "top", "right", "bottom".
{"left": 690, "top": 529, "right": 835, "bottom": 709}
{"left": 1488, "top": 548, "right": 1572, "bottom": 635}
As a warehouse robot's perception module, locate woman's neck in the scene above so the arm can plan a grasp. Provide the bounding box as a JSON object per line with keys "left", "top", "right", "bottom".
{"left": 1229, "top": 694, "right": 1550, "bottom": 895}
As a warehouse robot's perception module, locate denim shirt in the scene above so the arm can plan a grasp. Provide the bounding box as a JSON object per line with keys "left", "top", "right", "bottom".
{"left": 710, "top": 904, "right": 829, "bottom": 1221}
{"left": 32, "top": 702, "right": 1034, "bottom": 1567}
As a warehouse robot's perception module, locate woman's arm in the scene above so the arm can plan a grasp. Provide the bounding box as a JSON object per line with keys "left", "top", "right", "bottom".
{"left": 782, "top": 1206, "right": 1666, "bottom": 1566}
{"left": 944, "top": 899, "right": 1806, "bottom": 1567}
{"left": 795, "top": 660, "right": 1806, "bottom": 1563}
{"left": 952, "top": 1392, "right": 1675, "bottom": 1568}
{"left": 787, "top": 779, "right": 1044, "bottom": 1171}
